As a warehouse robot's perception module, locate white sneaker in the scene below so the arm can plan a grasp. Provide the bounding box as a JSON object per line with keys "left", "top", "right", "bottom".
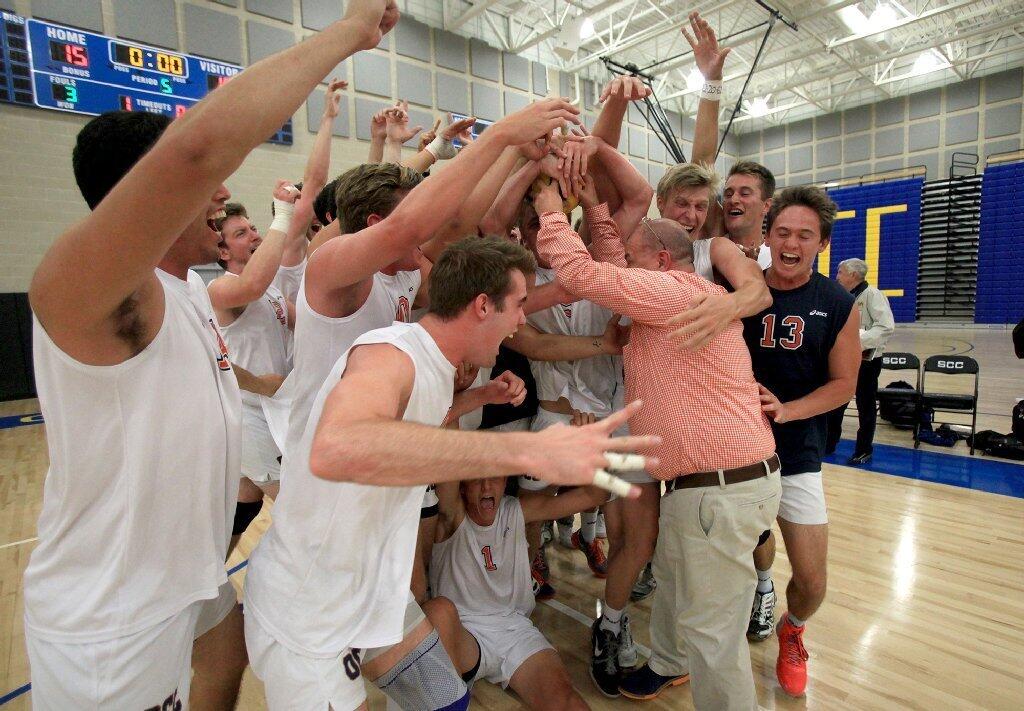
{"left": 617, "top": 613, "right": 638, "bottom": 669}
{"left": 595, "top": 511, "right": 607, "bottom": 539}
{"left": 557, "top": 516, "right": 574, "bottom": 548}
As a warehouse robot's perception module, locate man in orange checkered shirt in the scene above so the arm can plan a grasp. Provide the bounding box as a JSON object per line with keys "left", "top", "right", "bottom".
{"left": 534, "top": 171, "right": 781, "bottom": 711}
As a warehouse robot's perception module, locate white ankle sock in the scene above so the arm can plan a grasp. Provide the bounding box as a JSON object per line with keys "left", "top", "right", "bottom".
{"left": 787, "top": 612, "right": 805, "bottom": 627}
{"left": 600, "top": 604, "right": 623, "bottom": 634}
{"left": 581, "top": 512, "right": 597, "bottom": 543}
{"left": 756, "top": 568, "right": 773, "bottom": 593}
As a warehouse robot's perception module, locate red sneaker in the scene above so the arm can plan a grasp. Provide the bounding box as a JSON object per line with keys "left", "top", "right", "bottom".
{"left": 571, "top": 530, "right": 608, "bottom": 578}
{"left": 776, "top": 614, "right": 809, "bottom": 696}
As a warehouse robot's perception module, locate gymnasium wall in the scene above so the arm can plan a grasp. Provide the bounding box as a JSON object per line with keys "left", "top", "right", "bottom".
{"left": 817, "top": 178, "right": 923, "bottom": 323}
{"left": 735, "top": 68, "right": 1023, "bottom": 187}
{"left": 0, "top": 0, "right": 737, "bottom": 293}
{"left": 976, "top": 159, "right": 1024, "bottom": 324}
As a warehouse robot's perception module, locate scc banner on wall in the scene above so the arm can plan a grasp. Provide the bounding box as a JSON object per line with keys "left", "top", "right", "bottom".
{"left": 816, "top": 177, "right": 923, "bottom": 323}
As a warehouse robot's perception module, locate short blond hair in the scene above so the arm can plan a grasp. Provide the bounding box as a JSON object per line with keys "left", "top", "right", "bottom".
{"left": 656, "top": 162, "right": 720, "bottom": 202}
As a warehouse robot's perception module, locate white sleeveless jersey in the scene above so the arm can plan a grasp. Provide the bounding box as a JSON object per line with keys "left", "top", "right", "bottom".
{"left": 526, "top": 268, "right": 618, "bottom": 417}
{"left": 693, "top": 238, "right": 772, "bottom": 283}
{"left": 244, "top": 322, "right": 454, "bottom": 656}
{"left": 429, "top": 497, "right": 534, "bottom": 622}
{"left": 217, "top": 274, "right": 291, "bottom": 409}
{"left": 284, "top": 269, "right": 420, "bottom": 460}
{"left": 24, "top": 269, "right": 241, "bottom": 643}
{"left": 273, "top": 258, "right": 306, "bottom": 304}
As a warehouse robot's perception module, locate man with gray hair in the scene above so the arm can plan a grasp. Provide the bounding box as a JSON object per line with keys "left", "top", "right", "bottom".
{"left": 827, "top": 258, "right": 896, "bottom": 464}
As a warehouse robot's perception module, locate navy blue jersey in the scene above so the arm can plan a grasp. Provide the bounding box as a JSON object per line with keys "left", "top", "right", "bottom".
{"left": 742, "top": 272, "right": 855, "bottom": 475}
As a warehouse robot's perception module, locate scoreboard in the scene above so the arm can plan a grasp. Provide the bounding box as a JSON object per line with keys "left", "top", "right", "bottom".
{"left": 0, "top": 11, "right": 291, "bottom": 145}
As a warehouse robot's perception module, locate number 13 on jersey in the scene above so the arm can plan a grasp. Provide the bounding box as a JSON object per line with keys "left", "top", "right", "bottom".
{"left": 759, "top": 314, "right": 805, "bottom": 350}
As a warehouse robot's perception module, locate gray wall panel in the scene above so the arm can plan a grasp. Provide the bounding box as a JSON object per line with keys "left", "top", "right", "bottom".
{"left": 875, "top": 97, "right": 905, "bottom": 126}
{"left": 874, "top": 127, "right": 903, "bottom": 157}
{"left": 916, "top": 152, "right": 940, "bottom": 180}
{"left": 559, "top": 72, "right": 574, "bottom": 99}
{"left": 844, "top": 134, "right": 870, "bottom": 162}
{"left": 305, "top": 88, "right": 348, "bottom": 137}
{"left": 246, "top": 0, "right": 292, "bottom": 23}
{"left": 183, "top": 4, "right": 240, "bottom": 63}
{"left": 874, "top": 158, "right": 904, "bottom": 173}
{"left": 945, "top": 112, "right": 979, "bottom": 145}
{"left": 397, "top": 62, "right": 432, "bottom": 108}
{"left": 532, "top": 62, "right": 547, "bottom": 96}
{"left": 815, "top": 139, "right": 841, "bottom": 168}
{"left": 788, "top": 145, "right": 812, "bottom": 173}
{"left": 114, "top": 0, "right": 178, "bottom": 49}
{"left": 985, "top": 67, "right": 1023, "bottom": 103}
{"left": 908, "top": 119, "right": 939, "bottom": 152}
{"left": 648, "top": 137, "right": 666, "bottom": 163}
{"left": 628, "top": 128, "right": 645, "bottom": 158}
{"left": 247, "top": 21, "right": 294, "bottom": 64}
{"left": 437, "top": 73, "right": 469, "bottom": 114}
{"left": 470, "top": 39, "right": 499, "bottom": 81}
{"left": 354, "top": 97, "right": 388, "bottom": 141}
{"left": 648, "top": 163, "right": 666, "bottom": 186}
{"left": 983, "top": 137, "right": 1021, "bottom": 159}
{"left": 353, "top": 52, "right": 391, "bottom": 98}
{"left": 627, "top": 102, "right": 642, "bottom": 125}
{"left": 472, "top": 82, "right": 500, "bottom": 121}
{"left": 841, "top": 161, "right": 870, "bottom": 178}
{"left": 406, "top": 108, "right": 433, "bottom": 146}
{"left": 909, "top": 88, "right": 941, "bottom": 119}
{"left": 815, "top": 113, "right": 841, "bottom": 139}
{"left": 31, "top": 0, "right": 103, "bottom": 32}
{"left": 762, "top": 151, "right": 785, "bottom": 177}
{"left": 788, "top": 172, "right": 812, "bottom": 186}
{"left": 395, "top": 17, "right": 431, "bottom": 62}
{"left": 763, "top": 126, "right": 785, "bottom": 150}
{"left": 502, "top": 52, "right": 529, "bottom": 91}
{"left": 212, "top": 0, "right": 238, "bottom": 6}
{"left": 788, "top": 119, "right": 812, "bottom": 145}
{"left": 504, "top": 91, "right": 529, "bottom": 114}
{"left": 738, "top": 132, "right": 759, "bottom": 156}
{"left": 946, "top": 78, "right": 980, "bottom": 111}
{"left": 844, "top": 105, "right": 871, "bottom": 133}
{"left": 434, "top": 30, "right": 467, "bottom": 71}
{"left": 322, "top": 58, "right": 348, "bottom": 86}
{"left": 984, "top": 103, "right": 1021, "bottom": 139}
{"left": 816, "top": 167, "right": 841, "bottom": 182}
{"left": 300, "top": 0, "right": 341, "bottom": 31}
{"left": 944, "top": 147, "right": 978, "bottom": 170}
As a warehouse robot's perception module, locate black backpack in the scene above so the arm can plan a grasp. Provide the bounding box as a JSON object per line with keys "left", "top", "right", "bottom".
{"left": 1013, "top": 400, "right": 1024, "bottom": 440}
{"left": 878, "top": 380, "right": 919, "bottom": 430}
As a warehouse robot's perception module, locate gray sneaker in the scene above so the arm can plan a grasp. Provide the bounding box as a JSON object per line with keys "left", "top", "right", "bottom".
{"left": 618, "top": 613, "right": 638, "bottom": 669}
{"left": 630, "top": 562, "right": 657, "bottom": 602}
{"left": 746, "top": 584, "right": 776, "bottom": 641}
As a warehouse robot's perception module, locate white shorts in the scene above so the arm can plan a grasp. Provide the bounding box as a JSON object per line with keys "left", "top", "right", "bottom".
{"left": 778, "top": 471, "right": 828, "bottom": 525}
{"left": 519, "top": 409, "right": 571, "bottom": 491}
{"left": 244, "top": 608, "right": 366, "bottom": 711}
{"left": 26, "top": 601, "right": 202, "bottom": 710}
{"left": 194, "top": 580, "right": 238, "bottom": 639}
{"left": 464, "top": 613, "right": 552, "bottom": 688}
{"left": 241, "top": 405, "right": 282, "bottom": 484}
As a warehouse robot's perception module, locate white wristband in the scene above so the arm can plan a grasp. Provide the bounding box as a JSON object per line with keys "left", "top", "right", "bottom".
{"left": 700, "top": 79, "right": 723, "bottom": 102}
{"left": 426, "top": 134, "right": 459, "bottom": 160}
{"left": 269, "top": 197, "right": 295, "bottom": 234}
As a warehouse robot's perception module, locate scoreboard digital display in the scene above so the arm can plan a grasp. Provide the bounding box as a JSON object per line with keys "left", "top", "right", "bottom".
{"left": 0, "top": 11, "right": 291, "bottom": 145}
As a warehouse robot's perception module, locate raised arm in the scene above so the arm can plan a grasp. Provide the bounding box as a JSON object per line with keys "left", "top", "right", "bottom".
{"left": 504, "top": 316, "right": 625, "bottom": 362}
{"left": 592, "top": 137, "right": 654, "bottom": 237}
{"left": 479, "top": 159, "right": 543, "bottom": 236}
{"left": 30, "top": 0, "right": 399, "bottom": 355}
{"left": 306, "top": 99, "right": 581, "bottom": 303}
{"left": 368, "top": 108, "right": 387, "bottom": 162}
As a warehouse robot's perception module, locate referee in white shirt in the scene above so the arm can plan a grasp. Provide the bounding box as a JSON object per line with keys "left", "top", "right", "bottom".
{"left": 827, "top": 258, "right": 896, "bottom": 464}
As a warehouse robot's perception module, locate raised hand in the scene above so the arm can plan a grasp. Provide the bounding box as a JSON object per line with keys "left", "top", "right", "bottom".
{"left": 343, "top": 0, "right": 400, "bottom": 50}
{"left": 532, "top": 177, "right": 564, "bottom": 215}
{"left": 599, "top": 76, "right": 652, "bottom": 104}
{"left": 571, "top": 173, "right": 599, "bottom": 210}
{"left": 481, "top": 370, "right": 527, "bottom": 406}
{"left": 681, "top": 11, "right": 730, "bottom": 80}
{"left": 418, "top": 117, "right": 442, "bottom": 152}
{"left": 370, "top": 109, "right": 388, "bottom": 142}
{"left": 491, "top": 98, "right": 581, "bottom": 147}
{"left": 758, "top": 384, "right": 790, "bottom": 423}
{"left": 454, "top": 361, "right": 479, "bottom": 393}
{"left": 385, "top": 99, "right": 423, "bottom": 143}
{"left": 526, "top": 400, "right": 660, "bottom": 495}
{"left": 323, "top": 78, "right": 348, "bottom": 119}
{"left": 272, "top": 179, "right": 300, "bottom": 203}
{"left": 666, "top": 291, "right": 739, "bottom": 351}
{"left": 439, "top": 113, "right": 477, "bottom": 143}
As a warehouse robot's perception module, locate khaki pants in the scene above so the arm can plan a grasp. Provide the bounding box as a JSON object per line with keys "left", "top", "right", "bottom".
{"left": 649, "top": 469, "right": 781, "bottom": 711}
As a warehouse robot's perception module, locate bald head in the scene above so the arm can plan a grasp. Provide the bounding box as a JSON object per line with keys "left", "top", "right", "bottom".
{"left": 636, "top": 217, "right": 693, "bottom": 262}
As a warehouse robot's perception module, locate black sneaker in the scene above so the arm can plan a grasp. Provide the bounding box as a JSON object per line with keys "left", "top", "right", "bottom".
{"left": 590, "top": 619, "right": 622, "bottom": 698}
{"left": 619, "top": 663, "right": 689, "bottom": 700}
{"left": 630, "top": 562, "right": 657, "bottom": 602}
{"left": 747, "top": 584, "right": 777, "bottom": 641}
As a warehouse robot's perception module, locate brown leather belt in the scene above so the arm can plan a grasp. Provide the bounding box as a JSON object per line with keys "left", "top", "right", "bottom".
{"left": 665, "top": 454, "right": 780, "bottom": 493}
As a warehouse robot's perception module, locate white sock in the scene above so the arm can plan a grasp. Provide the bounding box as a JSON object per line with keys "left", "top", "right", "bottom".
{"left": 600, "top": 604, "right": 623, "bottom": 634}
{"left": 581, "top": 512, "right": 597, "bottom": 543}
{"left": 756, "top": 568, "right": 773, "bottom": 594}
{"left": 787, "top": 612, "right": 805, "bottom": 628}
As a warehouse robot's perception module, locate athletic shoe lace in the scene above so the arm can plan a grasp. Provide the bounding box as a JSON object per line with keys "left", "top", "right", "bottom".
{"left": 782, "top": 626, "right": 809, "bottom": 665}
{"left": 754, "top": 592, "right": 774, "bottom": 625}
{"left": 620, "top": 614, "right": 634, "bottom": 652}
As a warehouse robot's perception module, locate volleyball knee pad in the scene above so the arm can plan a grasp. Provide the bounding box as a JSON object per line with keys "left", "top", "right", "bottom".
{"left": 374, "top": 629, "right": 470, "bottom": 711}
{"left": 232, "top": 501, "right": 262, "bottom": 535}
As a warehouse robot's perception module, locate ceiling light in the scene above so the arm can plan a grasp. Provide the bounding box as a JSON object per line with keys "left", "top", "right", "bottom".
{"left": 686, "top": 67, "right": 704, "bottom": 91}
{"left": 579, "top": 17, "right": 595, "bottom": 39}
{"left": 747, "top": 96, "right": 770, "bottom": 117}
{"left": 912, "top": 49, "right": 947, "bottom": 76}
{"left": 868, "top": 3, "right": 899, "bottom": 31}
{"left": 837, "top": 6, "right": 870, "bottom": 34}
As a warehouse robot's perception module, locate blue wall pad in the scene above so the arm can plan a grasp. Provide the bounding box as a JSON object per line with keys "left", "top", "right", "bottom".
{"left": 821, "top": 177, "right": 922, "bottom": 322}
{"left": 976, "top": 160, "right": 1024, "bottom": 324}
{"left": 825, "top": 438, "right": 1024, "bottom": 498}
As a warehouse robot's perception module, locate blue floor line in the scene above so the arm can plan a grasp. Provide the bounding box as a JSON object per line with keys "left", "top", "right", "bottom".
{"left": 0, "top": 414, "right": 43, "bottom": 430}
{"left": 825, "top": 438, "right": 1024, "bottom": 498}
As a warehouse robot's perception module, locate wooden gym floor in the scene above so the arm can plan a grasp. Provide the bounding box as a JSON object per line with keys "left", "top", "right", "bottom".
{"left": 1, "top": 325, "right": 1021, "bottom": 709}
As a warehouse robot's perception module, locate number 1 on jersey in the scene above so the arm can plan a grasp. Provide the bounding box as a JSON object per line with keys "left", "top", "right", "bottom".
{"left": 481, "top": 545, "right": 497, "bottom": 571}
